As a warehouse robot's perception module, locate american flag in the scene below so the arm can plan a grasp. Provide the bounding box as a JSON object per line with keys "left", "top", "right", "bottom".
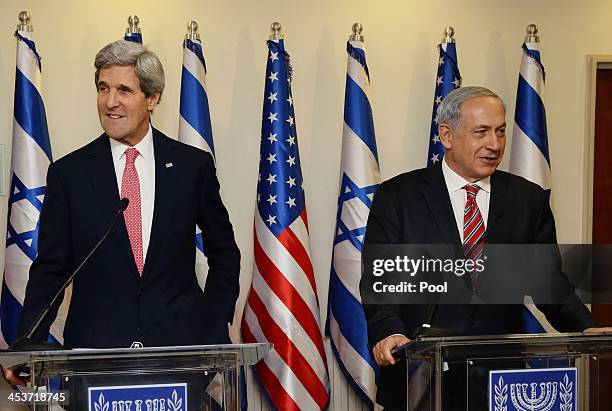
{"left": 509, "top": 27, "right": 553, "bottom": 334}
{"left": 427, "top": 33, "right": 461, "bottom": 166}
{"left": 1, "top": 22, "right": 59, "bottom": 347}
{"left": 241, "top": 38, "right": 330, "bottom": 410}
{"left": 326, "top": 36, "right": 380, "bottom": 408}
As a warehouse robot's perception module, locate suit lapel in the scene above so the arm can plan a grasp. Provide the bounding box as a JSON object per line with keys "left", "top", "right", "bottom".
{"left": 486, "top": 171, "right": 509, "bottom": 243}
{"left": 85, "top": 135, "right": 140, "bottom": 278}
{"left": 422, "top": 164, "right": 462, "bottom": 246}
{"left": 142, "top": 129, "right": 178, "bottom": 277}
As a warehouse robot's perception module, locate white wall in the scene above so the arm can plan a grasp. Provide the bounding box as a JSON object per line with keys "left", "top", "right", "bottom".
{"left": 1, "top": 0, "right": 611, "bottom": 335}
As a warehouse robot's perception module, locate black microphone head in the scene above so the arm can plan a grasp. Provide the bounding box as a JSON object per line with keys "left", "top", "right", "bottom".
{"left": 119, "top": 197, "right": 129, "bottom": 211}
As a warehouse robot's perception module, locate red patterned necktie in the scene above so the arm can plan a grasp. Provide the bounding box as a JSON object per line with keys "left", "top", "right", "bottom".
{"left": 463, "top": 184, "right": 485, "bottom": 288}
{"left": 121, "top": 147, "right": 144, "bottom": 275}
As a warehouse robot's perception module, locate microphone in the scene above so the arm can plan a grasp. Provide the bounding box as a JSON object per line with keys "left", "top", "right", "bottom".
{"left": 9, "top": 198, "right": 130, "bottom": 351}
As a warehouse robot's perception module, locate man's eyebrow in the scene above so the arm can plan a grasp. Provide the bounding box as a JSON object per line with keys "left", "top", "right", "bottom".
{"left": 472, "top": 124, "right": 492, "bottom": 130}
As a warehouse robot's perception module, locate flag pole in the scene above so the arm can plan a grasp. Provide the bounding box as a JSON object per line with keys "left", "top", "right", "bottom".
{"left": 126, "top": 15, "right": 141, "bottom": 37}
{"left": 269, "top": 21, "right": 283, "bottom": 41}
{"left": 186, "top": 20, "right": 200, "bottom": 41}
{"left": 350, "top": 22, "right": 364, "bottom": 42}
{"left": 17, "top": 11, "right": 32, "bottom": 32}
{"left": 124, "top": 15, "right": 143, "bottom": 44}
{"left": 442, "top": 26, "right": 455, "bottom": 43}
{"left": 525, "top": 23, "right": 539, "bottom": 43}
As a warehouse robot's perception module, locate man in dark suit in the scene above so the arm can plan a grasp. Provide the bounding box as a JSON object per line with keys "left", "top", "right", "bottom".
{"left": 16, "top": 39, "right": 240, "bottom": 349}
{"left": 361, "top": 86, "right": 610, "bottom": 410}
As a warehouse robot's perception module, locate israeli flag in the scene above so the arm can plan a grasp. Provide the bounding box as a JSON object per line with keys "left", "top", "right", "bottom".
{"left": 510, "top": 42, "right": 551, "bottom": 190}
{"left": 326, "top": 39, "right": 380, "bottom": 408}
{"left": 510, "top": 40, "right": 554, "bottom": 333}
{"left": 178, "top": 35, "right": 215, "bottom": 270}
{"left": 0, "top": 30, "right": 58, "bottom": 347}
{"left": 124, "top": 32, "right": 142, "bottom": 44}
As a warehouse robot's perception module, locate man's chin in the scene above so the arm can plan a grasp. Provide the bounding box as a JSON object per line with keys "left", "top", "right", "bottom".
{"left": 103, "top": 129, "right": 127, "bottom": 141}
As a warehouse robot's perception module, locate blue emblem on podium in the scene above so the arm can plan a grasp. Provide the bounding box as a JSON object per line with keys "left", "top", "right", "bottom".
{"left": 88, "top": 383, "right": 187, "bottom": 411}
{"left": 489, "top": 368, "right": 577, "bottom": 411}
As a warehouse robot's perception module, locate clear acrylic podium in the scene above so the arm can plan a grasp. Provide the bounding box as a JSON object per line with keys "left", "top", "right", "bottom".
{"left": 0, "top": 343, "right": 270, "bottom": 410}
{"left": 394, "top": 333, "right": 612, "bottom": 410}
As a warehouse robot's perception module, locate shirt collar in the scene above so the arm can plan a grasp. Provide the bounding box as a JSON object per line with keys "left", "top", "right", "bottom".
{"left": 441, "top": 157, "right": 491, "bottom": 194}
{"left": 109, "top": 125, "right": 154, "bottom": 164}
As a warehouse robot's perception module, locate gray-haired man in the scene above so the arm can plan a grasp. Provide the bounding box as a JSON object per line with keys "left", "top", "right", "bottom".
{"left": 362, "top": 86, "right": 609, "bottom": 410}
{"left": 16, "top": 38, "right": 240, "bottom": 351}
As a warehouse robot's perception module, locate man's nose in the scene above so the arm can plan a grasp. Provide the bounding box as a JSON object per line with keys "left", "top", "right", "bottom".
{"left": 486, "top": 131, "right": 502, "bottom": 151}
{"left": 105, "top": 89, "right": 119, "bottom": 108}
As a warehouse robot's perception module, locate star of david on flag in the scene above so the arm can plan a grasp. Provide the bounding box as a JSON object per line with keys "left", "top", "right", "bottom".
{"left": 326, "top": 38, "right": 380, "bottom": 408}
{"left": 509, "top": 32, "right": 554, "bottom": 334}
{"left": 1, "top": 29, "right": 58, "bottom": 347}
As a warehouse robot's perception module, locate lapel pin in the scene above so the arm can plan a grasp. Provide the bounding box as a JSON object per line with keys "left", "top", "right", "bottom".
{"left": 165, "top": 162, "right": 173, "bottom": 168}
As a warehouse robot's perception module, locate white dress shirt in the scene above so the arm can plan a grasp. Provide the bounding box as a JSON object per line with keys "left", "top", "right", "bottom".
{"left": 109, "top": 126, "right": 155, "bottom": 262}
{"left": 441, "top": 157, "right": 491, "bottom": 242}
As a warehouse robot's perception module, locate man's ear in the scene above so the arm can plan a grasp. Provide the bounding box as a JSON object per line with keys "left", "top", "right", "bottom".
{"left": 438, "top": 123, "right": 453, "bottom": 151}
{"left": 147, "top": 92, "right": 161, "bottom": 112}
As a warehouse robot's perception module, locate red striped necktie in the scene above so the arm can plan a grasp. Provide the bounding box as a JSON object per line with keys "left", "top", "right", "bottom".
{"left": 463, "top": 184, "right": 485, "bottom": 288}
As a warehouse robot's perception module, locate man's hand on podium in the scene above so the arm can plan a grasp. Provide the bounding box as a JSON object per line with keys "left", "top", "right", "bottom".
{"left": 373, "top": 335, "right": 411, "bottom": 366}
{"left": 584, "top": 327, "right": 612, "bottom": 334}
{"left": 2, "top": 364, "right": 29, "bottom": 387}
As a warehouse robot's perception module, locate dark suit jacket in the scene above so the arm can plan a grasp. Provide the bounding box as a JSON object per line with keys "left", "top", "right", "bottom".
{"left": 18, "top": 128, "right": 240, "bottom": 348}
{"left": 361, "top": 163, "right": 597, "bottom": 409}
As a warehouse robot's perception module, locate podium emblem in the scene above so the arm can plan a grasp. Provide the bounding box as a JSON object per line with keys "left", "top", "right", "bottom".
{"left": 89, "top": 383, "right": 187, "bottom": 411}
{"left": 489, "top": 368, "right": 576, "bottom": 411}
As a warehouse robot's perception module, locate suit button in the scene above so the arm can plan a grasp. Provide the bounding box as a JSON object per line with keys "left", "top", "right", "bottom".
{"left": 137, "top": 328, "right": 143, "bottom": 336}
{"left": 139, "top": 291, "right": 144, "bottom": 297}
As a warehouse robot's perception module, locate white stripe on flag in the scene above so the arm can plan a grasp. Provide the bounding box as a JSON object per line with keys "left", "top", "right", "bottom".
{"left": 347, "top": 60, "right": 369, "bottom": 95}
{"left": 287, "top": 214, "right": 312, "bottom": 261}
{"left": 178, "top": 116, "right": 214, "bottom": 155}
{"left": 244, "top": 300, "right": 321, "bottom": 409}
{"left": 329, "top": 312, "right": 376, "bottom": 400}
{"left": 520, "top": 42, "right": 544, "bottom": 99}
{"left": 16, "top": 32, "right": 43, "bottom": 93}
{"left": 10, "top": 121, "right": 49, "bottom": 188}
{"left": 509, "top": 124, "right": 551, "bottom": 189}
{"left": 332, "top": 241, "right": 363, "bottom": 303}
{"left": 341, "top": 124, "right": 380, "bottom": 187}
{"left": 251, "top": 266, "right": 327, "bottom": 374}
{"left": 254, "top": 213, "right": 319, "bottom": 314}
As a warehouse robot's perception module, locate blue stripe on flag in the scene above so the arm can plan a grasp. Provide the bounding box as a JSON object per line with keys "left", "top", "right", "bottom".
{"left": 344, "top": 75, "right": 378, "bottom": 163}
{"left": 124, "top": 33, "right": 143, "bottom": 44}
{"left": 180, "top": 67, "right": 215, "bottom": 155}
{"left": 515, "top": 76, "right": 550, "bottom": 164}
{"left": 0, "top": 280, "right": 23, "bottom": 344}
{"left": 195, "top": 231, "right": 204, "bottom": 253}
{"left": 14, "top": 69, "right": 52, "bottom": 160}
{"left": 329, "top": 269, "right": 378, "bottom": 370}
{"left": 523, "top": 308, "right": 546, "bottom": 333}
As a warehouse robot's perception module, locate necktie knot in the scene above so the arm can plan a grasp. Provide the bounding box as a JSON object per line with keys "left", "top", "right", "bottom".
{"left": 464, "top": 184, "right": 481, "bottom": 198}
{"left": 125, "top": 147, "right": 139, "bottom": 165}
